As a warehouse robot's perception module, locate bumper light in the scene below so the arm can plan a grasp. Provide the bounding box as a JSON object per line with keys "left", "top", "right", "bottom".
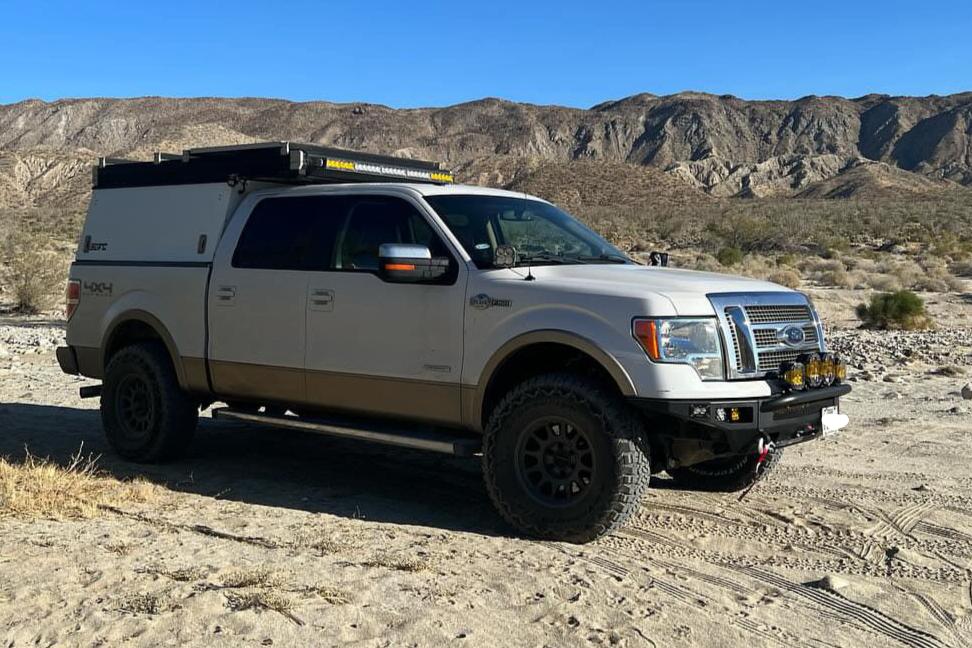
{"left": 834, "top": 356, "right": 847, "bottom": 383}
{"left": 803, "top": 354, "right": 825, "bottom": 388}
{"left": 784, "top": 353, "right": 848, "bottom": 391}
{"left": 781, "top": 361, "right": 806, "bottom": 390}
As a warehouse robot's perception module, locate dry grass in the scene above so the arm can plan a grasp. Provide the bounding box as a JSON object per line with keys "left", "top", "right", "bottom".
{"left": 118, "top": 591, "right": 171, "bottom": 615}
{"left": 304, "top": 585, "right": 352, "bottom": 605}
{"left": 0, "top": 448, "right": 157, "bottom": 519}
{"left": 220, "top": 567, "right": 285, "bottom": 589}
{"left": 289, "top": 526, "right": 350, "bottom": 556}
{"left": 153, "top": 565, "right": 208, "bottom": 582}
{"left": 363, "top": 551, "right": 429, "bottom": 573}
{"left": 225, "top": 589, "right": 303, "bottom": 625}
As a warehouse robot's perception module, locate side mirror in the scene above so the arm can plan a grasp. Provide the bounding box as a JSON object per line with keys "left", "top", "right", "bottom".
{"left": 648, "top": 251, "right": 669, "bottom": 267}
{"left": 378, "top": 243, "right": 451, "bottom": 284}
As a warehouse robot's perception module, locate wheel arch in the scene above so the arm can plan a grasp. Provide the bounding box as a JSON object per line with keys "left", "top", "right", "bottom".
{"left": 466, "top": 330, "right": 636, "bottom": 431}
{"left": 102, "top": 310, "right": 188, "bottom": 390}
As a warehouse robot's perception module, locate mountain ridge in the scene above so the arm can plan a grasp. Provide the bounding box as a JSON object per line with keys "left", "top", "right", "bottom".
{"left": 1, "top": 92, "right": 971, "bottom": 210}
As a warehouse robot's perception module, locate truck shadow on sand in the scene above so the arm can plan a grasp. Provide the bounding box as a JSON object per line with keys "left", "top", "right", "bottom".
{"left": 0, "top": 402, "right": 507, "bottom": 536}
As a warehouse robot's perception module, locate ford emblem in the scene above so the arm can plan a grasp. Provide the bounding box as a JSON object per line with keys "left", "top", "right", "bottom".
{"left": 780, "top": 325, "right": 806, "bottom": 346}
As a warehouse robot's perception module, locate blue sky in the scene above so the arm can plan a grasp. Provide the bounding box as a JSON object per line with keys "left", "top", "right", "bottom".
{"left": 1, "top": 0, "right": 969, "bottom": 108}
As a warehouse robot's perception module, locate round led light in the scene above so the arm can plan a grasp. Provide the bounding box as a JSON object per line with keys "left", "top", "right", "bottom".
{"left": 803, "top": 354, "right": 825, "bottom": 389}
{"left": 819, "top": 353, "right": 836, "bottom": 386}
{"left": 834, "top": 356, "right": 848, "bottom": 383}
{"left": 781, "top": 361, "right": 806, "bottom": 391}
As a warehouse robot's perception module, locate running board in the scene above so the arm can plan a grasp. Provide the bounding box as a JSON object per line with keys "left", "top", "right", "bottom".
{"left": 211, "top": 408, "right": 481, "bottom": 457}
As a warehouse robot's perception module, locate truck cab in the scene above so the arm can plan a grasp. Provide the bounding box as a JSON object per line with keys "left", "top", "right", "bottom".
{"left": 58, "top": 143, "right": 849, "bottom": 542}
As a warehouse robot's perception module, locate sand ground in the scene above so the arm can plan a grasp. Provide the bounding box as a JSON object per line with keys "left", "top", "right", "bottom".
{"left": 1, "top": 289, "right": 971, "bottom": 648}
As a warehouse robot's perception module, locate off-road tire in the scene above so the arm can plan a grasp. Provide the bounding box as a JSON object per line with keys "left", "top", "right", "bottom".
{"left": 667, "top": 447, "right": 785, "bottom": 492}
{"left": 482, "top": 373, "right": 651, "bottom": 543}
{"left": 101, "top": 342, "right": 198, "bottom": 462}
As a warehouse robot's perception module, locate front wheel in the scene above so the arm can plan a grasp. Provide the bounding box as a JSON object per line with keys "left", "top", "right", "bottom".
{"left": 482, "top": 373, "right": 650, "bottom": 543}
{"left": 101, "top": 342, "right": 198, "bottom": 463}
{"left": 667, "top": 448, "right": 784, "bottom": 492}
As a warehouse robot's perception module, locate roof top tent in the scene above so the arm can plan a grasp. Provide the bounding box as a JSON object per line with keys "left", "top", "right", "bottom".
{"left": 92, "top": 141, "right": 455, "bottom": 190}
{"left": 80, "top": 143, "right": 455, "bottom": 264}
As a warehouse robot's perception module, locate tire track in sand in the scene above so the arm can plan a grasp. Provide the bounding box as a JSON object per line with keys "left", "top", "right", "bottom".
{"left": 731, "top": 565, "right": 950, "bottom": 648}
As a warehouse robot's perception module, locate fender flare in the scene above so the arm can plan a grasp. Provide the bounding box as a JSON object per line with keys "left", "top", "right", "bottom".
{"left": 466, "top": 329, "right": 636, "bottom": 430}
{"left": 102, "top": 310, "right": 188, "bottom": 390}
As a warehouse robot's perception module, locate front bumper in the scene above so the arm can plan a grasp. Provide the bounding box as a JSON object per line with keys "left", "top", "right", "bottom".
{"left": 630, "top": 383, "right": 850, "bottom": 468}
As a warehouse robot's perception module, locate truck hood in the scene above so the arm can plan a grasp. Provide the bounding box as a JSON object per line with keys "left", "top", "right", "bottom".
{"left": 523, "top": 264, "right": 795, "bottom": 315}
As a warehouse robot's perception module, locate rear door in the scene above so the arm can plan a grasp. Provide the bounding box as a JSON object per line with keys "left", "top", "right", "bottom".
{"left": 208, "top": 195, "right": 335, "bottom": 404}
{"left": 303, "top": 193, "right": 466, "bottom": 425}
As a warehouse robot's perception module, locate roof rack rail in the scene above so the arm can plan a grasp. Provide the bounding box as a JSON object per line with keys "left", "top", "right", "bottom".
{"left": 92, "top": 142, "right": 455, "bottom": 189}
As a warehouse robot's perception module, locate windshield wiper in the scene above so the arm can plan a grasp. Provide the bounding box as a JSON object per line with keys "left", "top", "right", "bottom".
{"left": 572, "top": 254, "right": 629, "bottom": 264}
{"left": 515, "top": 253, "right": 577, "bottom": 266}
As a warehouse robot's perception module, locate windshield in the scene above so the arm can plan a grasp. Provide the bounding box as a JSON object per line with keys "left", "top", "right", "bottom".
{"left": 424, "top": 195, "right": 630, "bottom": 269}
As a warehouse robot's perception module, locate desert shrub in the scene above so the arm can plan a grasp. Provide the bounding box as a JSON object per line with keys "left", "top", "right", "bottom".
{"left": 775, "top": 253, "right": 798, "bottom": 267}
{"left": 716, "top": 246, "right": 744, "bottom": 266}
{"left": 913, "top": 276, "right": 950, "bottom": 293}
{"left": 855, "top": 290, "right": 931, "bottom": 330}
{"left": 1, "top": 227, "right": 65, "bottom": 313}
{"left": 864, "top": 273, "right": 903, "bottom": 292}
{"left": 688, "top": 252, "right": 724, "bottom": 273}
{"left": 768, "top": 269, "right": 802, "bottom": 289}
{"left": 944, "top": 275, "right": 966, "bottom": 292}
{"left": 950, "top": 261, "right": 972, "bottom": 277}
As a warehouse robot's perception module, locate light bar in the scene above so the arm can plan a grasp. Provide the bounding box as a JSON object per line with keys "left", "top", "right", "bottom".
{"left": 324, "top": 157, "right": 454, "bottom": 184}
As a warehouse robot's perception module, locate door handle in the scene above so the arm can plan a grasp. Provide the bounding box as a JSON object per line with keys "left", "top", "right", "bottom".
{"left": 308, "top": 288, "right": 334, "bottom": 312}
{"left": 215, "top": 285, "right": 237, "bottom": 305}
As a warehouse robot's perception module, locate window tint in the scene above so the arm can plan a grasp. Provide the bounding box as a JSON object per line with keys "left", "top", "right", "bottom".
{"left": 232, "top": 196, "right": 345, "bottom": 270}
{"left": 338, "top": 196, "right": 449, "bottom": 271}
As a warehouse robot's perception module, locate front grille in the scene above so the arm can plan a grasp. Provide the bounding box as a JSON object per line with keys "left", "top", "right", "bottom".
{"left": 753, "top": 324, "right": 818, "bottom": 348}
{"left": 744, "top": 304, "right": 812, "bottom": 324}
{"left": 757, "top": 349, "right": 807, "bottom": 372}
{"left": 710, "top": 293, "right": 824, "bottom": 380}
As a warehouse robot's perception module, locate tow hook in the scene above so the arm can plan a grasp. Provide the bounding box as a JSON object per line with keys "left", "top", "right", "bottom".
{"left": 739, "top": 436, "right": 775, "bottom": 502}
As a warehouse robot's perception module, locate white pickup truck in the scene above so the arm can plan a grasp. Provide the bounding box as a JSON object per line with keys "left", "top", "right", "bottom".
{"left": 57, "top": 143, "right": 849, "bottom": 542}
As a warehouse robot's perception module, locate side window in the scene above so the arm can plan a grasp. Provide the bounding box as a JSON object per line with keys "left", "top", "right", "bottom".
{"left": 337, "top": 196, "right": 449, "bottom": 271}
{"left": 232, "top": 196, "right": 345, "bottom": 270}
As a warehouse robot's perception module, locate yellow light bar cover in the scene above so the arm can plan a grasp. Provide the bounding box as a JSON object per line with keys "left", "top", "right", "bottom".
{"left": 325, "top": 157, "right": 453, "bottom": 183}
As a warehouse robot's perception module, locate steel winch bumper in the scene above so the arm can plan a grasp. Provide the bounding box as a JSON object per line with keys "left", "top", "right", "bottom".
{"left": 629, "top": 383, "right": 851, "bottom": 469}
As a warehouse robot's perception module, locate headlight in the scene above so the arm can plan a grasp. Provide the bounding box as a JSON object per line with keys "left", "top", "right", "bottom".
{"left": 633, "top": 318, "right": 724, "bottom": 380}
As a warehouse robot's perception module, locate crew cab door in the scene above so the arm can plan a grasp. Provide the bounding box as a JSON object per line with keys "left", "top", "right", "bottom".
{"left": 302, "top": 194, "right": 466, "bottom": 425}
{"left": 207, "top": 195, "right": 330, "bottom": 404}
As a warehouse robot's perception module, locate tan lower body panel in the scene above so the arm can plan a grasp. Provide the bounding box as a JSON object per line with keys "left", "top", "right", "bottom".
{"left": 209, "top": 360, "right": 304, "bottom": 405}
{"left": 305, "top": 369, "right": 461, "bottom": 427}
{"left": 181, "top": 356, "right": 210, "bottom": 393}
{"left": 209, "top": 360, "right": 462, "bottom": 427}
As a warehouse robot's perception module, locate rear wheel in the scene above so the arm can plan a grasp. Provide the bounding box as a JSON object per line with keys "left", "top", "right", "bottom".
{"left": 101, "top": 342, "right": 198, "bottom": 462}
{"left": 482, "top": 373, "right": 650, "bottom": 543}
{"left": 667, "top": 448, "right": 784, "bottom": 492}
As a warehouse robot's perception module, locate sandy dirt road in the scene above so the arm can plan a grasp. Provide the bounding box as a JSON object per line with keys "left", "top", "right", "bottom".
{"left": 1, "top": 304, "right": 971, "bottom": 647}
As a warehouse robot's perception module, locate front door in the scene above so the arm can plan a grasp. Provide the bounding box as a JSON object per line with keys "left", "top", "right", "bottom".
{"left": 303, "top": 194, "right": 466, "bottom": 425}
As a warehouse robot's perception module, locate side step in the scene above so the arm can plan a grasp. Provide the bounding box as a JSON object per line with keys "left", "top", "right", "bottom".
{"left": 211, "top": 408, "right": 481, "bottom": 457}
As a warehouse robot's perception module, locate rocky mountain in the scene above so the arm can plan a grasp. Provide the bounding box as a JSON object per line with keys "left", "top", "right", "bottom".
{"left": 1, "top": 92, "right": 971, "bottom": 210}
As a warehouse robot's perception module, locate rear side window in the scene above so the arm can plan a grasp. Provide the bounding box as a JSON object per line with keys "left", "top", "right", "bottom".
{"left": 232, "top": 196, "right": 346, "bottom": 270}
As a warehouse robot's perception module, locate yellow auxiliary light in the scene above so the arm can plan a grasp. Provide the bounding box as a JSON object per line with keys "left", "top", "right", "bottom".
{"left": 834, "top": 356, "right": 847, "bottom": 383}
{"left": 781, "top": 361, "right": 806, "bottom": 391}
{"left": 819, "top": 353, "right": 837, "bottom": 386}
{"left": 803, "top": 354, "right": 825, "bottom": 389}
